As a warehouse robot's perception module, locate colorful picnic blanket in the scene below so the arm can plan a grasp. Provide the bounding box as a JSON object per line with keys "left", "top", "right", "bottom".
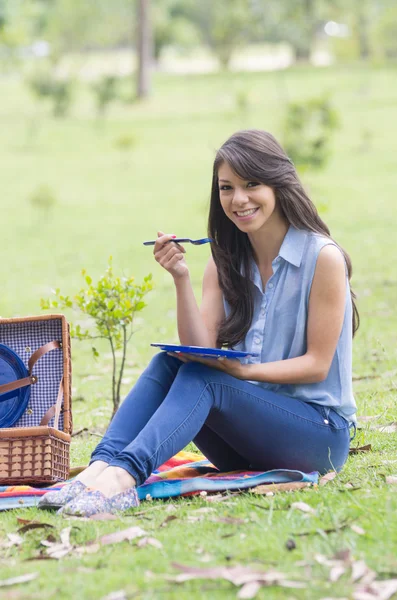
{"left": 0, "top": 451, "right": 318, "bottom": 510}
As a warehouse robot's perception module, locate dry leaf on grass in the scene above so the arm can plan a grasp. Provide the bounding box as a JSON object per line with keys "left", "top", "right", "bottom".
{"left": 291, "top": 502, "right": 316, "bottom": 514}
{"left": 351, "top": 560, "right": 376, "bottom": 583}
{"left": 212, "top": 516, "right": 246, "bottom": 525}
{"left": 0, "top": 573, "right": 38, "bottom": 588}
{"left": 358, "top": 415, "right": 381, "bottom": 423}
{"left": 350, "top": 525, "right": 366, "bottom": 536}
{"left": 205, "top": 493, "right": 235, "bottom": 503}
{"left": 350, "top": 444, "right": 372, "bottom": 454}
{"left": 168, "top": 563, "right": 306, "bottom": 592}
{"left": 251, "top": 481, "right": 311, "bottom": 494}
{"left": 17, "top": 523, "right": 54, "bottom": 534}
{"left": 353, "top": 579, "right": 397, "bottom": 600}
{"left": 191, "top": 507, "right": 216, "bottom": 514}
{"left": 2, "top": 533, "right": 24, "bottom": 548}
{"left": 160, "top": 515, "right": 178, "bottom": 528}
{"left": 100, "top": 526, "right": 146, "bottom": 546}
{"left": 371, "top": 422, "right": 397, "bottom": 434}
{"left": 237, "top": 581, "right": 262, "bottom": 599}
{"left": 319, "top": 472, "right": 337, "bottom": 486}
{"left": 89, "top": 513, "right": 117, "bottom": 521}
{"left": 101, "top": 591, "right": 128, "bottom": 600}
{"left": 137, "top": 537, "right": 163, "bottom": 549}
{"left": 385, "top": 476, "right": 397, "bottom": 485}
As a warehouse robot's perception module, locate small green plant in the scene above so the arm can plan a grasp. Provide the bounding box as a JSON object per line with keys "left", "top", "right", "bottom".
{"left": 41, "top": 257, "right": 153, "bottom": 420}
{"left": 283, "top": 97, "right": 339, "bottom": 172}
{"left": 29, "top": 184, "right": 57, "bottom": 214}
{"left": 235, "top": 89, "right": 249, "bottom": 115}
{"left": 91, "top": 75, "right": 119, "bottom": 117}
{"left": 113, "top": 133, "right": 138, "bottom": 167}
{"left": 27, "top": 70, "right": 74, "bottom": 118}
{"left": 113, "top": 134, "right": 137, "bottom": 153}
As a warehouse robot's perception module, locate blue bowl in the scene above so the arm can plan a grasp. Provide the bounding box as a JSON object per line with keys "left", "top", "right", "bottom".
{"left": 0, "top": 344, "right": 31, "bottom": 427}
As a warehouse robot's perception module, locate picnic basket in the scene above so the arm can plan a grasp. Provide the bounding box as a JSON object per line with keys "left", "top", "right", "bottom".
{"left": 0, "top": 315, "right": 72, "bottom": 485}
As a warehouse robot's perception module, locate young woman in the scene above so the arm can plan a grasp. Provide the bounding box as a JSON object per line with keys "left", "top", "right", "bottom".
{"left": 40, "top": 129, "right": 358, "bottom": 516}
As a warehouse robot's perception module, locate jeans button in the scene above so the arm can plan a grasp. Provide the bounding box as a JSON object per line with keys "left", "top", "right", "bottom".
{"left": 324, "top": 419, "right": 329, "bottom": 424}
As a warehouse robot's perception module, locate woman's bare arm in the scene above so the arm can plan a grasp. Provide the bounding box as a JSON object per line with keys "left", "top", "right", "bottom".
{"left": 175, "top": 256, "right": 225, "bottom": 348}
{"left": 244, "top": 245, "right": 347, "bottom": 384}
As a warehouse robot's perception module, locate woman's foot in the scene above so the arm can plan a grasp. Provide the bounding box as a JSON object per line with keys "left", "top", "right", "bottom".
{"left": 37, "top": 460, "right": 109, "bottom": 511}
{"left": 87, "top": 466, "right": 136, "bottom": 498}
{"left": 38, "top": 480, "right": 87, "bottom": 510}
{"left": 75, "top": 460, "right": 109, "bottom": 488}
{"left": 60, "top": 467, "right": 139, "bottom": 517}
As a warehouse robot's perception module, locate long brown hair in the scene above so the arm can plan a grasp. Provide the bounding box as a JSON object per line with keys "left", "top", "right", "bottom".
{"left": 208, "top": 129, "right": 359, "bottom": 347}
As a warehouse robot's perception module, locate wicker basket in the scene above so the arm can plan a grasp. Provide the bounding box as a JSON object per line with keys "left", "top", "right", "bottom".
{"left": 0, "top": 315, "right": 72, "bottom": 486}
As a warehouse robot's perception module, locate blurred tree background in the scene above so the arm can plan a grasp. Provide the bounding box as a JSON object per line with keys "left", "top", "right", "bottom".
{"left": 1, "top": 0, "right": 396, "bottom": 91}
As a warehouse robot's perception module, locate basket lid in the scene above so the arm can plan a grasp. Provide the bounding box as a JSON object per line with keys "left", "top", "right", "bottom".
{"left": 0, "top": 344, "right": 31, "bottom": 427}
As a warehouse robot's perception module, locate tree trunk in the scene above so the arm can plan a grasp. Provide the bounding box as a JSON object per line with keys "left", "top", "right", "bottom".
{"left": 136, "top": 0, "right": 152, "bottom": 99}
{"left": 357, "top": 11, "right": 370, "bottom": 60}
{"left": 295, "top": 0, "right": 316, "bottom": 62}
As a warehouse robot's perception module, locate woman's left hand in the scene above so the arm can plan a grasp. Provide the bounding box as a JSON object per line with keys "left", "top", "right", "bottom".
{"left": 167, "top": 353, "right": 248, "bottom": 379}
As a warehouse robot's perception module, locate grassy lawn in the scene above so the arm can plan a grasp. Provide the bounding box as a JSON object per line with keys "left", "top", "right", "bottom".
{"left": 0, "top": 64, "right": 396, "bottom": 599}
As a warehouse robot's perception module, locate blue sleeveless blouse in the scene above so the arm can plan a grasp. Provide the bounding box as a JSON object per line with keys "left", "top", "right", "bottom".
{"left": 225, "top": 225, "right": 357, "bottom": 423}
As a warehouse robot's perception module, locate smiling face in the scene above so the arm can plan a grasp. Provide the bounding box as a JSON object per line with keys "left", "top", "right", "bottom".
{"left": 218, "top": 161, "right": 282, "bottom": 234}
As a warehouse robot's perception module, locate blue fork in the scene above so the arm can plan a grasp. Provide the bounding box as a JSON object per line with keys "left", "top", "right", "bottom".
{"left": 143, "top": 237, "right": 213, "bottom": 246}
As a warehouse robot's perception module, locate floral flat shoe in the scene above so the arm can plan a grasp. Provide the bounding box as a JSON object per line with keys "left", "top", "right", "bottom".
{"left": 109, "top": 486, "right": 140, "bottom": 513}
{"left": 60, "top": 486, "right": 140, "bottom": 518}
{"left": 38, "top": 480, "right": 87, "bottom": 510}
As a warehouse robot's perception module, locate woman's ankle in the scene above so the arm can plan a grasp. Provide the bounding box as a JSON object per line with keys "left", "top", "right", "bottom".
{"left": 76, "top": 460, "right": 109, "bottom": 485}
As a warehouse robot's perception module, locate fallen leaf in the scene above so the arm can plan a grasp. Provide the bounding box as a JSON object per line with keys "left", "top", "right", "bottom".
{"left": 17, "top": 523, "right": 54, "bottom": 534}
{"left": 291, "top": 502, "right": 316, "bottom": 514}
{"left": 334, "top": 549, "right": 351, "bottom": 562}
{"left": 344, "top": 483, "right": 361, "bottom": 490}
{"left": 349, "top": 444, "right": 372, "bottom": 454}
{"left": 320, "top": 472, "right": 337, "bottom": 486}
{"left": 329, "top": 564, "right": 347, "bottom": 582}
{"left": 136, "top": 537, "right": 163, "bottom": 549}
{"left": 100, "top": 526, "right": 146, "bottom": 546}
{"left": 350, "top": 525, "right": 366, "bottom": 536}
{"left": 386, "top": 476, "right": 397, "bottom": 485}
{"left": 0, "top": 573, "right": 38, "bottom": 587}
{"left": 353, "top": 579, "right": 397, "bottom": 600}
{"left": 351, "top": 560, "right": 376, "bottom": 583}
{"left": 169, "top": 563, "right": 304, "bottom": 588}
{"left": 74, "top": 543, "right": 101, "bottom": 555}
{"left": 372, "top": 422, "right": 397, "bottom": 433}
{"left": 2, "top": 533, "right": 24, "bottom": 548}
{"left": 60, "top": 527, "right": 72, "bottom": 547}
{"left": 238, "top": 581, "right": 262, "bottom": 598}
{"left": 160, "top": 515, "right": 178, "bottom": 528}
{"left": 39, "top": 526, "right": 75, "bottom": 559}
{"left": 357, "top": 415, "right": 380, "bottom": 422}
{"left": 251, "top": 482, "right": 311, "bottom": 494}
{"left": 101, "top": 591, "right": 128, "bottom": 600}
{"left": 213, "top": 516, "right": 246, "bottom": 525}
{"left": 17, "top": 518, "right": 43, "bottom": 525}
{"left": 186, "top": 515, "right": 204, "bottom": 523}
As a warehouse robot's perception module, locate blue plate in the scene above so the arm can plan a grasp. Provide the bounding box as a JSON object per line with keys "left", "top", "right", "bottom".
{"left": 151, "top": 343, "right": 259, "bottom": 359}
{"left": 0, "top": 344, "right": 31, "bottom": 428}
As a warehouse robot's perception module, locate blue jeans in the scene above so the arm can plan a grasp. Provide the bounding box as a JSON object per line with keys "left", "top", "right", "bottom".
{"left": 90, "top": 353, "right": 351, "bottom": 485}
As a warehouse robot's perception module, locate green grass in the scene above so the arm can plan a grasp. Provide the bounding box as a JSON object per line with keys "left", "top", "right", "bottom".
{"left": 0, "top": 64, "right": 397, "bottom": 599}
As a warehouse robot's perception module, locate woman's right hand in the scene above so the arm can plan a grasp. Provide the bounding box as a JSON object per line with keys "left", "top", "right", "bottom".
{"left": 154, "top": 231, "right": 189, "bottom": 281}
